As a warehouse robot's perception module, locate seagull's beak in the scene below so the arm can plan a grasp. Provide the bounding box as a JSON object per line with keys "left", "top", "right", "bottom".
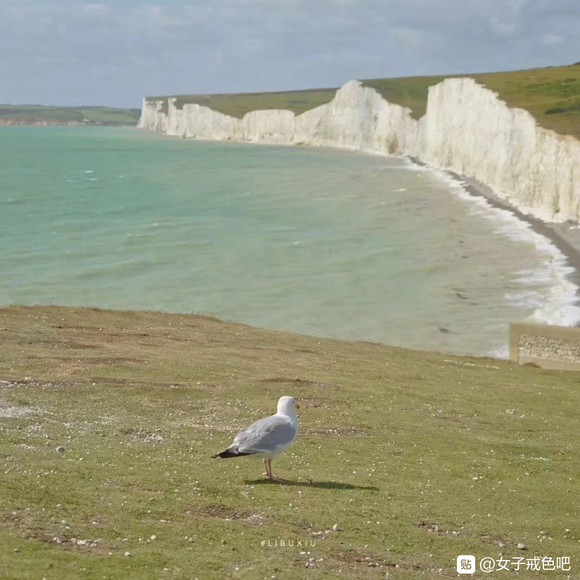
{"left": 295, "top": 403, "right": 301, "bottom": 410}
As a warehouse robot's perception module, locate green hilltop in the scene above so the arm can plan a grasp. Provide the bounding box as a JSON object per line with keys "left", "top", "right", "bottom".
{"left": 363, "top": 62, "right": 580, "bottom": 139}
{"left": 146, "top": 62, "right": 580, "bottom": 139}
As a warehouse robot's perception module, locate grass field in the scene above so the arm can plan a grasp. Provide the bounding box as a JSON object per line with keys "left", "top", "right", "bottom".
{"left": 0, "top": 105, "right": 141, "bottom": 126}
{"left": 145, "top": 62, "right": 580, "bottom": 139}
{"left": 1, "top": 305, "right": 578, "bottom": 578}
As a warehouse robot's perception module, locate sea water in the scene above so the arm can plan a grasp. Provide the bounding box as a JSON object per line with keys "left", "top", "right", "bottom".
{"left": 0, "top": 126, "right": 578, "bottom": 356}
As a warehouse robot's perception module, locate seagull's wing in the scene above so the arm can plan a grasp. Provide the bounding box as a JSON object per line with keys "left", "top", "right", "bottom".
{"left": 233, "top": 414, "right": 297, "bottom": 454}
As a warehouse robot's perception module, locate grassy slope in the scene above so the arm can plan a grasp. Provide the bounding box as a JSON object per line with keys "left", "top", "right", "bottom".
{"left": 145, "top": 63, "right": 580, "bottom": 139}
{"left": 0, "top": 105, "right": 141, "bottom": 126}
{"left": 363, "top": 63, "right": 580, "bottom": 139}
{"left": 0, "top": 305, "right": 578, "bottom": 578}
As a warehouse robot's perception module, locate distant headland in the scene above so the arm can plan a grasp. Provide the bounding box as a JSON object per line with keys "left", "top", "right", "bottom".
{"left": 0, "top": 104, "right": 140, "bottom": 126}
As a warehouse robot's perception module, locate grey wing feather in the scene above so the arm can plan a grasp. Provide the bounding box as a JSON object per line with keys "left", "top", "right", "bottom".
{"left": 233, "top": 415, "right": 296, "bottom": 453}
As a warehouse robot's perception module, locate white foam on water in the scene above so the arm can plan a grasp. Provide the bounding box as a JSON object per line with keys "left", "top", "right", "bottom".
{"left": 425, "top": 165, "right": 580, "bottom": 330}
{"left": 514, "top": 268, "right": 553, "bottom": 286}
{"left": 489, "top": 344, "right": 510, "bottom": 359}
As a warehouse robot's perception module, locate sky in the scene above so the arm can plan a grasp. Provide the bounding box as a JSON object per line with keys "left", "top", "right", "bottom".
{"left": 1, "top": 0, "right": 579, "bottom": 108}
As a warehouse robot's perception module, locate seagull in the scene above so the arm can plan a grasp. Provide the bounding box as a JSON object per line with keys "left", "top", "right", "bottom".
{"left": 212, "top": 396, "right": 300, "bottom": 479}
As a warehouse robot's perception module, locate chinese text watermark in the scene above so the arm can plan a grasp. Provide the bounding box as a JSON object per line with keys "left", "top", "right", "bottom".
{"left": 457, "top": 555, "right": 571, "bottom": 574}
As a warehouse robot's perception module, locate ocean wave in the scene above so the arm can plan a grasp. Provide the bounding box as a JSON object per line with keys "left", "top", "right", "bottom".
{"left": 0, "top": 197, "right": 26, "bottom": 205}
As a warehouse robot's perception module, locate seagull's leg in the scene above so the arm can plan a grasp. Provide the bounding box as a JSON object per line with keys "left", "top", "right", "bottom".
{"left": 265, "top": 458, "right": 276, "bottom": 479}
{"left": 267, "top": 459, "right": 279, "bottom": 480}
{"left": 263, "top": 458, "right": 270, "bottom": 477}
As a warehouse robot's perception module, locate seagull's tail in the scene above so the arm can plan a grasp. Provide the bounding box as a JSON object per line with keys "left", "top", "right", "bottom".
{"left": 212, "top": 447, "right": 253, "bottom": 459}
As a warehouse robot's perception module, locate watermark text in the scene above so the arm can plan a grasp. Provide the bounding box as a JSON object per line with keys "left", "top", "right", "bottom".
{"left": 457, "top": 555, "right": 571, "bottom": 574}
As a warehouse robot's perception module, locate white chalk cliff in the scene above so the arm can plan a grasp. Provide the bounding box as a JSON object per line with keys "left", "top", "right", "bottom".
{"left": 138, "top": 79, "right": 580, "bottom": 223}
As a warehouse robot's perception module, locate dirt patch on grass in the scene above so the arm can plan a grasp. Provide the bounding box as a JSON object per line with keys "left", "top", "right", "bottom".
{"left": 28, "top": 529, "right": 110, "bottom": 553}
{"left": 415, "top": 521, "right": 514, "bottom": 547}
{"left": 118, "top": 427, "right": 164, "bottom": 443}
{"left": 91, "top": 377, "right": 138, "bottom": 386}
{"left": 261, "top": 377, "right": 337, "bottom": 388}
{"left": 332, "top": 548, "right": 447, "bottom": 574}
{"left": 0, "top": 405, "right": 43, "bottom": 418}
{"left": 480, "top": 532, "right": 517, "bottom": 547}
{"left": 0, "top": 378, "right": 71, "bottom": 389}
{"left": 294, "top": 397, "right": 329, "bottom": 408}
{"left": 303, "top": 427, "right": 370, "bottom": 436}
{"left": 2, "top": 511, "right": 112, "bottom": 553}
{"left": 415, "top": 521, "right": 464, "bottom": 537}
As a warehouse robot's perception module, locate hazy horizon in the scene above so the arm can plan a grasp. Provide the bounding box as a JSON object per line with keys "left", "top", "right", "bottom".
{"left": 2, "top": 59, "right": 578, "bottom": 111}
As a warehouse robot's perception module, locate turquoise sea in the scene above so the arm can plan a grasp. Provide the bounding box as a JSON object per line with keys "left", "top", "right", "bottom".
{"left": 0, "top": 126, "right": 577, "bottom": 356}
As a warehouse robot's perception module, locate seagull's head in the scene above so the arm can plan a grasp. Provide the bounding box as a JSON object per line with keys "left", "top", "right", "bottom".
{"left": 277, "top": 396, "right": 300, "bottom": 417}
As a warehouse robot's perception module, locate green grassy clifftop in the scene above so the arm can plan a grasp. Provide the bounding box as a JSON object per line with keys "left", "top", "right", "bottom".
{"left": 363, "top": 62, "right": 580, "bottom": 139}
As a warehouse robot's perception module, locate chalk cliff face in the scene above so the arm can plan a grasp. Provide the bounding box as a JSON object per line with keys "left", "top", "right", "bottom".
{"left": 139, "top": 99, "right": 169, "bottom": 132}
{"left": 138, "top": 79, "right": 580, "bottom": 223}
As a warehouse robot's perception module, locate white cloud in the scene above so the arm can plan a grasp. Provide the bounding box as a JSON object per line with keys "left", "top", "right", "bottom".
{"left": 489, "top": 18, "right": 517, "bottom": 36}
{"left": 540, "top": 33, "right": 565, "bottom": 45}
{"left": 84, "top": 3, "right": 106, "bottom": 11}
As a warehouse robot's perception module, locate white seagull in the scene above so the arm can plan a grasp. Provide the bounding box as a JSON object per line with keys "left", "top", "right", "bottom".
{"left": 212, "top": 396, "right": 300, "bottom": 479}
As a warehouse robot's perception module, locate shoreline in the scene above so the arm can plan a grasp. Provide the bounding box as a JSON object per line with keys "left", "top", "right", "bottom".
{"left": 408, "top": 155, "right": 580, "bottom": 327}
{"left": 458, "top": 174, "right": 580, "bottom": 324}
{"left": 140, "top": 129, "right": 580, "bottom": 329}
{"left": 142, "top": 131, "right": 580, "bottom": 328}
